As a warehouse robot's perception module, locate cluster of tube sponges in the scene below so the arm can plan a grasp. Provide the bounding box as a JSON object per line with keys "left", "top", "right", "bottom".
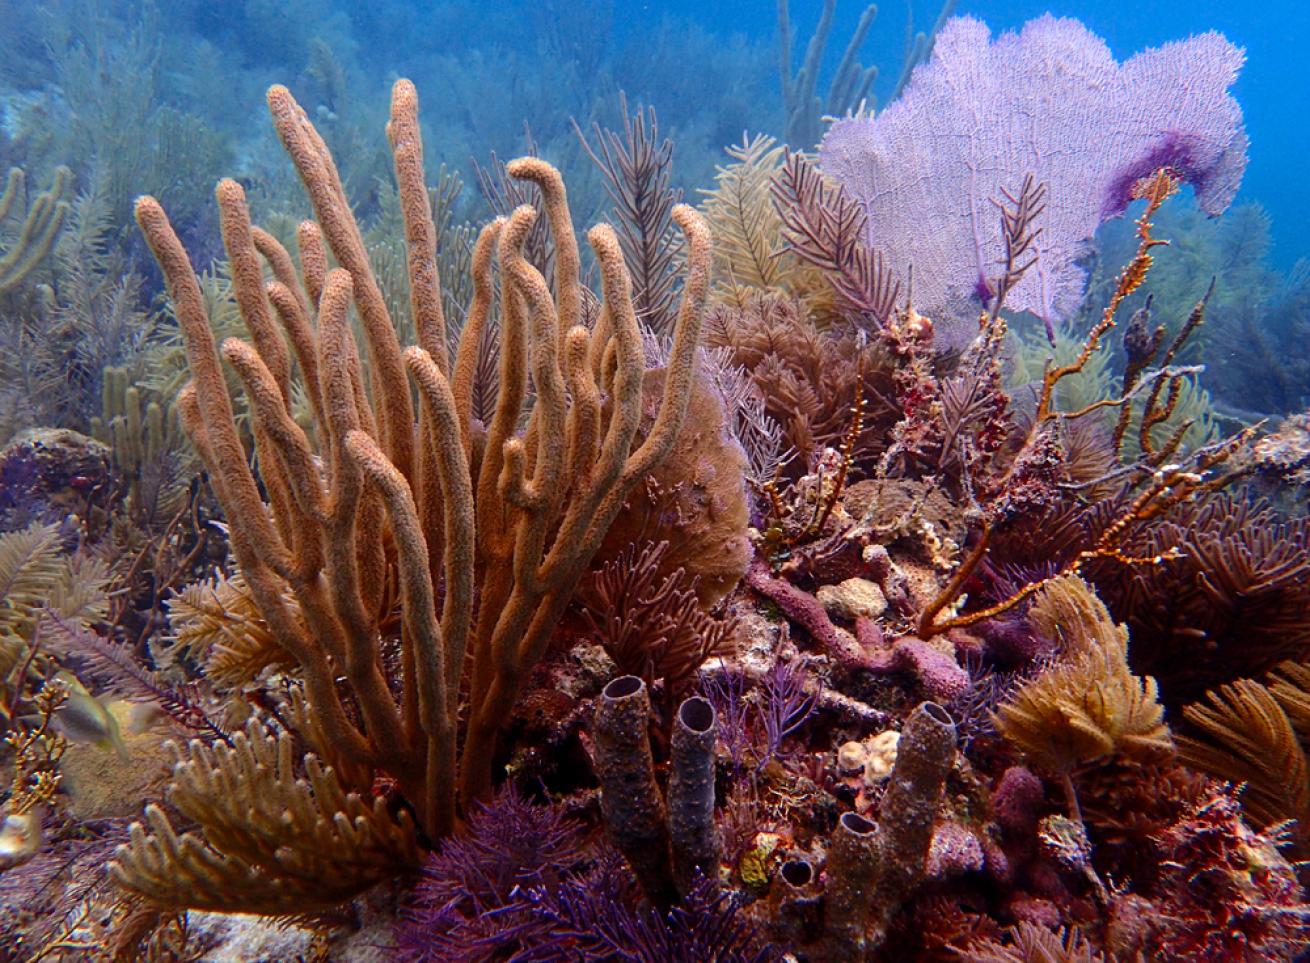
{"left": 593, "top": 676, "right": 956, "bottom": 957}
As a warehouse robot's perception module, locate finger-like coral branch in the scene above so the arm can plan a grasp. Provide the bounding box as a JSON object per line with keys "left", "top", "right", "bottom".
{"left": 135, "top": 77, "right": 718, "bottom": 879}
{"left": 109, "top": 720, "right": 420, "bottom": 914}
{"left": 0, "top": 166, "right": 72, "bottom": 293}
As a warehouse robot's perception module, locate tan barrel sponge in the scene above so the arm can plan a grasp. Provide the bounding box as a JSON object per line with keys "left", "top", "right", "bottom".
{"left": 128, "top": 77, "right": 713, "bottom": 845}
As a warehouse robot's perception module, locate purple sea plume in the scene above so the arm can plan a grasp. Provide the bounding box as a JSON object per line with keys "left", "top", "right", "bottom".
{"left": 757, "top": 657, "right": 819, "bottom": 770}
{"left": 398, "top": 787, "right": 587, "bottom": 961}
{"left": 819, "top": 15, "right": 1247, "bottom": 337}
{"left": 502, "top": 862, "right": 777, "bottom": 962}
{"left": 702, "top": 668, "right": 752, "bottom": 774}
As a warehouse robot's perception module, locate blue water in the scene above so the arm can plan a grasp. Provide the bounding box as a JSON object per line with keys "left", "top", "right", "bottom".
{"left": 968, "top": 0, "right": 1308, "bottom": 268}
{"left": 1, "top": 0, "right": 1306, "bottom": 403}
{"left": 634, "top": 0, "right": 1308, "bottom": 268}
{"left": 6, "top": 1, "right": 1300, "bottom": 262}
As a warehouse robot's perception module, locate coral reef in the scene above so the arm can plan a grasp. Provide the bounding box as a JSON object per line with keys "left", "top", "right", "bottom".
{"left": 0, "top": 6, "right": 1305, "bottom": 961}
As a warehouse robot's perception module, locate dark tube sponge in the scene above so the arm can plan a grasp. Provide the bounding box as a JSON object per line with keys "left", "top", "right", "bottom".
{"left": 669, "top": 696, "right": 720, "bottom": 896}
{"left": 771, "top": 858, "right": 822, "bottom": 947}
{"left": 822, "top": 703, "right": 956, "bottom": 958}
{"left": 879, "top": 701, "right": 956, "bottom": 897}
{"left": 824, "top": 812, "right": 881, "bottom": 954}
{"left": 593, "top": 675, "right": 676, "bottom": 906}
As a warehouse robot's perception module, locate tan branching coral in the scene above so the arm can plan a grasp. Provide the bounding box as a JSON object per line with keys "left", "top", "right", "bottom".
{"left": 128, "top": 76, "right": 712, "bottom": 859}
{"left": 700, "top": 135, "right": 790, "bottom": 295}
{"left": 698, "top": 135, "right": 827, "bottom": 311}
{"left": 90, "top": 366, "right": 194, "bottom": 522}
{"left": 995, "top": 577, "right": 1172, "bottom": 777}
{"left": 962, "top": 921, "right": 1107, "bottom": 962}
{"left": 0, "top": 522, "right": 112, "bottom": 706}
{"left": 1177, "top": 663, "right": 1310, "bottom": 846}
{"left": 0, "top": 166, "right": 72, "bottom": 293}
{"left": 110, "top": 719, "right": 421, "bottom": 913}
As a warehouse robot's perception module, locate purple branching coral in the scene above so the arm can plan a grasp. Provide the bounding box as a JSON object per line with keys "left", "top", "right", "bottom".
{"left": 398, "top": 788, "right": 588, "bottom": 961}
{"left": 819, "top": 15, "right": 1247, "bottom": 336}
{"left": 757, "top": 657, "right": 820, "bottom": 771}
{"left": 701, "top": 656, "right": 819, "bottom": 777}
{"left": 703, "top": 668, "right": 753, "bottom": 775}
{"left": 403, "top": 840, "right": 774, "bottom": 962}
{"left": 501, "top": 859, "right": 777, "bottom": 962}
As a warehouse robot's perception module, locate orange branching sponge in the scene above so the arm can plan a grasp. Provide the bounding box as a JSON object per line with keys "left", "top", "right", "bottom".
{"left": 916, "top": 168, "right": 1253, "bottom": 641}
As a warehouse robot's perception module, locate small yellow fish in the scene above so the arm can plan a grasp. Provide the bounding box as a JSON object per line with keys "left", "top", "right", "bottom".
{"left": 52, "top": 671, "right": 130, "bottom": 761}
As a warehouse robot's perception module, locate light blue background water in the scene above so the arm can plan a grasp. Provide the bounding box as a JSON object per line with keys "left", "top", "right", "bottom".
{"left": 629, "top": 1, "right": 1309, "bottom": 268}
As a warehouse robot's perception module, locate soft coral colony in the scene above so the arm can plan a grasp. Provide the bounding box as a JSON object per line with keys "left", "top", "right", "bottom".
{"left": 2, "top": 12, "right": 1309, "bottom": 963}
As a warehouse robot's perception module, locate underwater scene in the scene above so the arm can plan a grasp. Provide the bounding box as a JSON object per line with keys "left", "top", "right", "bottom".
{"left": 2, "top": 0, "right": 1310, "bottom": 959}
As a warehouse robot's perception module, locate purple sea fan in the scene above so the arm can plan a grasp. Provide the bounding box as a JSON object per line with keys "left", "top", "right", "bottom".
{"left": 818, "top": 16, "right": 1247, "bottom": 336}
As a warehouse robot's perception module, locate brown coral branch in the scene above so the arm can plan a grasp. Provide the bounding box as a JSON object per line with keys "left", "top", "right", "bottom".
{"left": 268, "top": 84, "right": 415, "bottom": 485}
{"left": 110, "top": 721, "right": 421, "bottom": 913}
{"left": 919, "top": 427, "right": 1256, "bottom": 637}
{"left": 985, "top": 173, "right": 1047, "bottom": 329}
{"left": 917, "top": 168, "right": 1241, "bottom": 640}
{"left": 1035, "top": 168, "right": 1178, "bottom": 424}
{"left": 772, "top": 151, "right": 900, "bottom": 325}
{"left": 1136, "top": 278, "right": 1214, "bottom": 458}
{"left": 574, "top": 93, "right": 683, "bottom": 334}
{"left": 0, "top": 166, "right": 72, "bottom": 293}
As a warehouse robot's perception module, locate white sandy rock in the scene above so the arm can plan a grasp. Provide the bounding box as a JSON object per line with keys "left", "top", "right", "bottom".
{"left": 816, "top": 577, "right": 888, "bottom": 621}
